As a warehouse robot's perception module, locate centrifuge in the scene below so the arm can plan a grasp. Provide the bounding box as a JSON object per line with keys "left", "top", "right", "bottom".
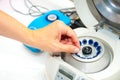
{"left": 46, "top": 0, "right": 120, "bottom": 80}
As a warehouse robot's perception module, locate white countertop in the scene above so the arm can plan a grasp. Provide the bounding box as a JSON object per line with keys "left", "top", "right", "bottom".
{"left": 0, "top": 0, "right": 74, "bottom": 80}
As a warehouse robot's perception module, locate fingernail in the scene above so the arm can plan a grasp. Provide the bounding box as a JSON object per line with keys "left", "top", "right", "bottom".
{"left": 74, "top": 48, "right": 80, "bottom": 53}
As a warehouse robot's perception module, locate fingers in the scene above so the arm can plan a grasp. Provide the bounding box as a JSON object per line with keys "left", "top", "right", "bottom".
{"left": 57, "top": 20, "right": 80, "bottom": 49}
{"left": 44, "top": 20, "right": 80, "bottom": 53}
{"left": 56, "top": 42, "right": 80, "bottom": 53}
{"left": 65, "top": 29, "right": 80, "bottom": 48}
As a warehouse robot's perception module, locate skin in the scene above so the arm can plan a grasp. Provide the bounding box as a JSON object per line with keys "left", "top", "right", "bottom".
{"left": 0, "top": 10, "right": 80, "bottom": 54}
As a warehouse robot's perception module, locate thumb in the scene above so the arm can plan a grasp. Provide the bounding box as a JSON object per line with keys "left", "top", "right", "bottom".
{"left": 58, "top": 43, "right": 80, "bottom": 53}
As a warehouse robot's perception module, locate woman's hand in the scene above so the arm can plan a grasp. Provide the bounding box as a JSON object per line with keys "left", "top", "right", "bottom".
{"left": 28, "top": 20, "right": 80, "bottom": 53}
{"left": 0, "top": 11, "right": 80, "bottom": 54}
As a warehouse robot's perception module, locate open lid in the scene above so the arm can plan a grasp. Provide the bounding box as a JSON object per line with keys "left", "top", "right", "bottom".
{"left": 74, "top": 0, "right": 120, "bottom": 34}
{"left": 74, "top": 0, "right": 100, "bottom": 30}
{"left": 93, "top": 0, "right": 120, "bottom": 25}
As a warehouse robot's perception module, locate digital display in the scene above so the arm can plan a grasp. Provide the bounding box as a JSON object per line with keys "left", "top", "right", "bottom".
{"left": 59, "top": 69, "right": 73, "bottom": 80}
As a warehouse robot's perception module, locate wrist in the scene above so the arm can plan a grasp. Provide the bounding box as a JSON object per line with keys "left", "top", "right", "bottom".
{"left": 20, "top": 27, "right": 34, "bottom": 45}
{"left": 23, "top": 29, "right": 43, "bottom": 49}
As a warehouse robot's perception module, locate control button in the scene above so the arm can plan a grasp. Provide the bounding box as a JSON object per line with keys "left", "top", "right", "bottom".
{"left": 80, "top": 41, "right": 82, "bottom": 45}
{"left": 47, "top": 14, "right": 58, "bottom": 21}
{"left": 82, "top": 46, "right": 92, "bottom": 55}
{"left": 88, "top": 39, "right": 93, "bottom": 45}
{"left": 93, "top": 41, "right": 99, "bottom": 47}
{"left": 97, "top": 46, "right": 102, "bottom": 51}
{"left": 96, "top": 51, "right": 101, "bottom": 55}
{"left": 82, "top": 39, "right": 87, "bottom": 44}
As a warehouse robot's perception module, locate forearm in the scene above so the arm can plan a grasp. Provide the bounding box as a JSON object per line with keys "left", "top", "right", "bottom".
{"left": 0, "top": 10, "right": 80, "bottom": 53}
{"left": 0, "top": 10, "right": 32, "bottom": 44}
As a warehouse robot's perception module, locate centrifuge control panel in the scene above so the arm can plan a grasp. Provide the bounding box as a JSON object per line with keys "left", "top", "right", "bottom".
{"left": 55, "top": 65, "right": 91, "bottom": 80}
